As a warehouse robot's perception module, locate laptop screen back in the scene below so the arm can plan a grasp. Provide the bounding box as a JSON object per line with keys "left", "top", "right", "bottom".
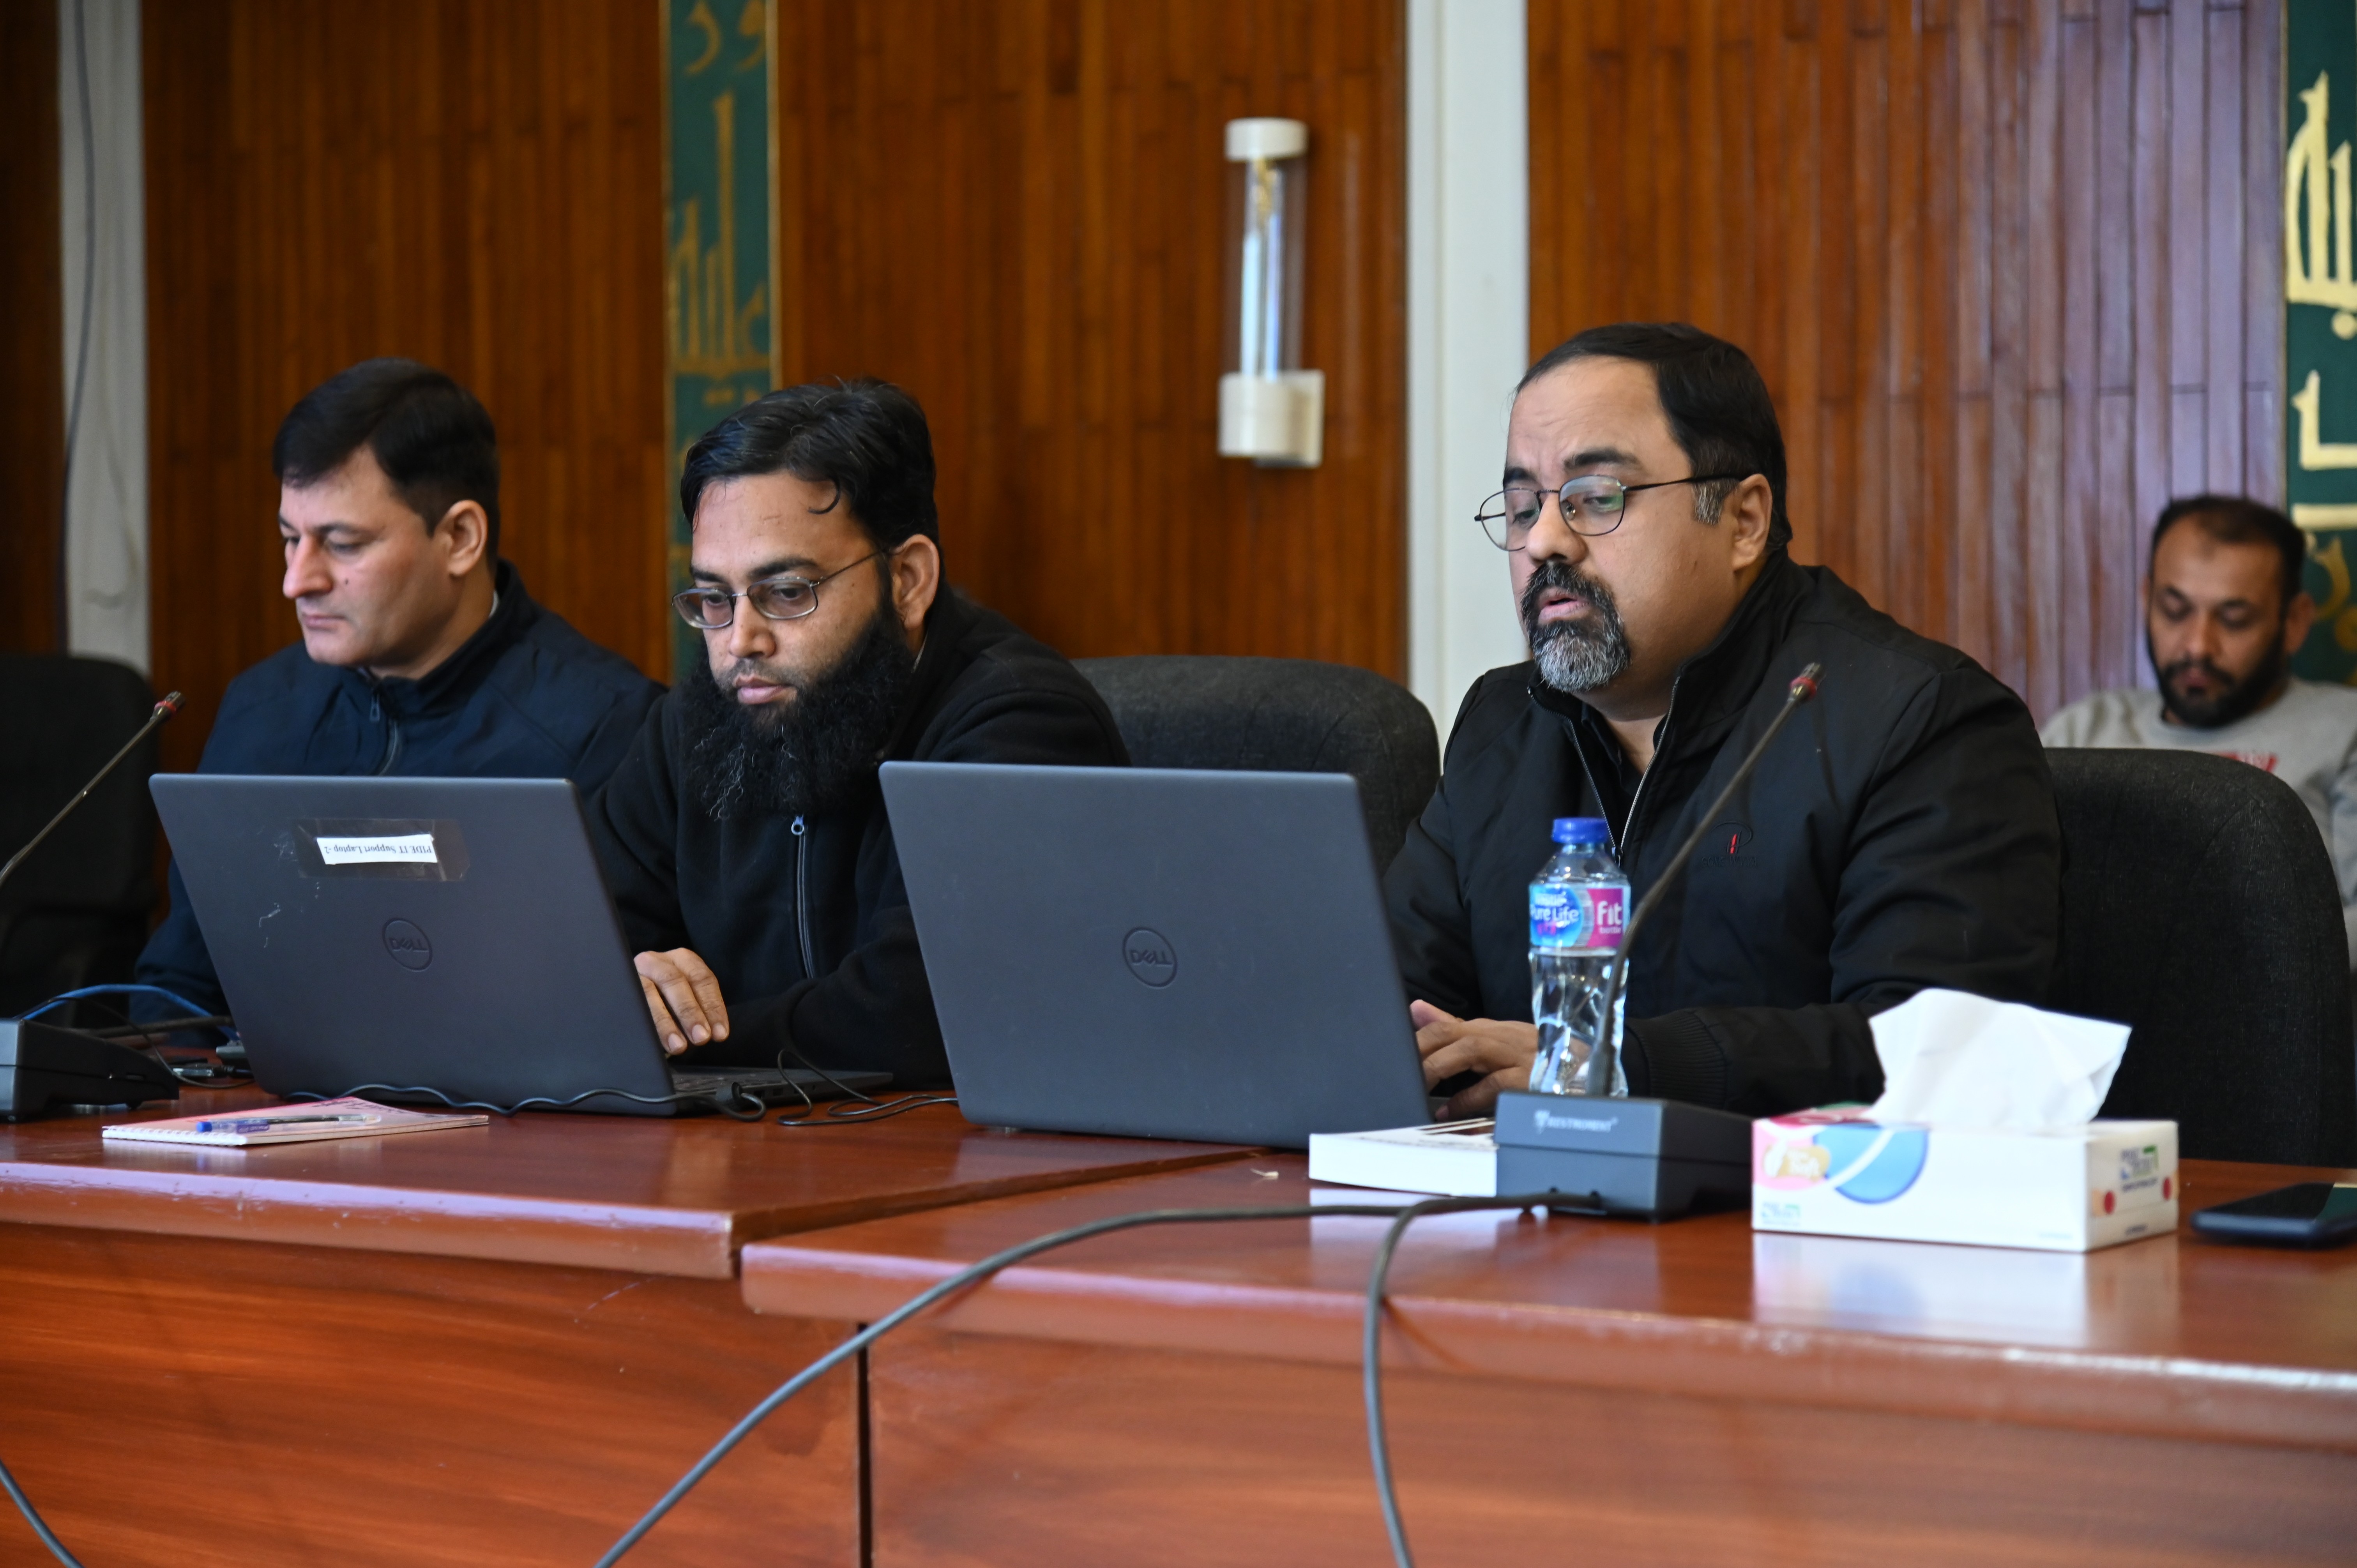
{"left": 881, "top": 762, "right": 1430, "bottom": 1147}
{"left": 151, "top": 775, "right": 678, "bottom": 1113}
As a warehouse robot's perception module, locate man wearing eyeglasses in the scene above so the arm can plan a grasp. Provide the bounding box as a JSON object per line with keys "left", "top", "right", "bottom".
{"left": 1388, "top": 323, "right": 2060, "bottom": 1118}
{"left": 586, "top": 380, "right": 1126, "bottom": 1087}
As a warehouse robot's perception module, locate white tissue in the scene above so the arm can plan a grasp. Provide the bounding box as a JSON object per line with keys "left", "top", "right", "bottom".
{"left": 1865, "top": 989, "right": 2130, "bottom": 1132}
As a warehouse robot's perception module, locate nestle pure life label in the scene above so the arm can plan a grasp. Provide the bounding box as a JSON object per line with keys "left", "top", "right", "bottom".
{"left": 1529, "top": 884, "right": 1626, "bottom": 952}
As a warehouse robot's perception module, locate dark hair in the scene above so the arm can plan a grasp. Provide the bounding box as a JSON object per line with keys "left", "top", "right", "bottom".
{"left": 1518, "top": 322, "right": 1791, "bottom": 549}
{"left": 680, "top": 379, "right": 940, "bottom": 550}
{"left": 272, "top": 358, "right": 502, "bottom": 556}
{"left": 2152, "top": 495, "right": 2308, "bottom": 610}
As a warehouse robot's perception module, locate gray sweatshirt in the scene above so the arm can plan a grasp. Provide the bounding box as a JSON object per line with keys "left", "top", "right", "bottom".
{"left": 2042, "top": 678, "right": 2357, "bottom": 968}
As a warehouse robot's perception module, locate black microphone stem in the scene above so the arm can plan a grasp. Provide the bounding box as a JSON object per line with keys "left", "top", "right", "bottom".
{"left": 1583, "top": 665, "right": 1822, "bottom": 1098}
{"left": 0, "top": 692, "right": 181, "bottom": 897}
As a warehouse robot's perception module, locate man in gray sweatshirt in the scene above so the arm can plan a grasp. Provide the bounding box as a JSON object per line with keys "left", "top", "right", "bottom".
{"left": 2044, "top": 494, "right": 2357, "bottom": 967}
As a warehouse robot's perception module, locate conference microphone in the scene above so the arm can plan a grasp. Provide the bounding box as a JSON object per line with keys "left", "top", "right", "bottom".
{"left": 0, "top": 691, "right": 180, "bottom": 896}
{"left": 0, "top": 691, "right": 189, "bottom": 1120}
{"left": 1491, "top": 664, "right": 1825, "bottom": 1218}
{"left": 1585, "top": 663, "right": 1822, "bottom": 1097}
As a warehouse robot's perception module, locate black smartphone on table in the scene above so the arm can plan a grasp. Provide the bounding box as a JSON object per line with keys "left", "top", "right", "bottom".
{"left": 2191, "top": 1183, "right": 2357, "bottom": 1248}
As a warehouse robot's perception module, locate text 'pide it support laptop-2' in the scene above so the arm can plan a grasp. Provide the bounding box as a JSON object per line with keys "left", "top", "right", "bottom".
{"left": 150, "top": 775, "right": 885, "bottom": 1116}
{"left": 880, "top": 762, "right": 1434, "bottom": 1148}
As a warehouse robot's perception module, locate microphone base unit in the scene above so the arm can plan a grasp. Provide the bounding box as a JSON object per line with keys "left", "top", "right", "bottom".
{"left": 1492, "top": 1091, "right": 1752, "bottom": 1219}
{"left": 0, "top": 1019, "right": 183, "bottom": 1122}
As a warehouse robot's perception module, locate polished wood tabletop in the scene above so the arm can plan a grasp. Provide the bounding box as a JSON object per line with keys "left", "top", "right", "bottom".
{"left": 741, "top": 1155, "right": 2357, "bottom": 1451}
{"left": 0, "top": 1091, "right": 1251, "bottom": 1278}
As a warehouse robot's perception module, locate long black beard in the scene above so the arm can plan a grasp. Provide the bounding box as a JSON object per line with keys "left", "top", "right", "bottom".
{"left": 1520, "top": 558, "right": 1632, "bottom": 693}
{"left": 681, "top": 599, "right": 919, "bottom": 819}
{"left": 2151, "top": 630, "right": 2288, "bottom": 730}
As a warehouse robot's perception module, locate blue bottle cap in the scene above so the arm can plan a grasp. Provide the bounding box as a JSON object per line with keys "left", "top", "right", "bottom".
{"left": 1552, "top": 816, "right": 1610, "bottom": 846}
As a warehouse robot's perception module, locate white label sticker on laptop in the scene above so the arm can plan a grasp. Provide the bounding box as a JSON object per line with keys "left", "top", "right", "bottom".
{"left": 315, "top": 833, "right": 439, "bottom": 866}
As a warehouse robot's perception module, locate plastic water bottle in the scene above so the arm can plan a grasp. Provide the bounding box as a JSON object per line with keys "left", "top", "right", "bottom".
{"left": 1527, "top": 817, "right": 1630, "bottom": 1097}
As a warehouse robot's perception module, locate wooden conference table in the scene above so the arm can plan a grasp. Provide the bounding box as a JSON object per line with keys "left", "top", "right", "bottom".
{"left": 0, "top": 1094, "right": 2351, "bottom": 1568}
{"left": 742, "top": 1155, "right": 2357, "bottom": 1568}
{"left": 0, "top": 1090, "right": 1248, "bottom": 1566}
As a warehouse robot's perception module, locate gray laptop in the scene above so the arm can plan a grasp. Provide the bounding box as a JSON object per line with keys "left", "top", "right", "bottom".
{"left": 880, "top": 762, "right": 1433, "bottom": 1148}
{"left": 150, "top": 775, "right": 885, "bottom": 1116}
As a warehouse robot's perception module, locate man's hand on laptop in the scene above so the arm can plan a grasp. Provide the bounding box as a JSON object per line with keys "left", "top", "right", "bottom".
{"left": 1410, "top": 1000, "right": 1537, "bottom": 1119}
{"left": 634, "top": 948, "right": 731, "bottom": 1055}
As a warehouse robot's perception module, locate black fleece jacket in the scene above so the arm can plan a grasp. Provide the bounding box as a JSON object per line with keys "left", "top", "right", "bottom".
{"left": 585, "top": 590, "right": 1127, "bottom": 1087}
{"left": 1384, "top": 551, "right": 2061, "bottom": 1116}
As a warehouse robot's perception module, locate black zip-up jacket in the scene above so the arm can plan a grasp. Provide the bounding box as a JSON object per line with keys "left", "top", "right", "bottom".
{"left": 585, "top": 590, "right": 1128, "bottom": 1087}
{"left": 134, "top": 562, "right": 664, "bottom": 1017}
{"left": 1384, "top": 551, "right": 2060, "bottom": 1115}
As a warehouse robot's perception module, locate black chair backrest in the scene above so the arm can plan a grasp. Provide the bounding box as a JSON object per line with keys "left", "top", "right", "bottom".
{"left": 1073, "top": 656, "right": 1439, "bottom": 874}
{"left": 2048, "top": 748, "right": 2355, "bottom": 1165}
{"left": 0, "top": 654, "right": 159, "bottom": 1015}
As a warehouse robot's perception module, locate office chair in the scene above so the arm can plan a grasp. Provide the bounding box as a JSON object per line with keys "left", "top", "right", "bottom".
{"left": 0, "top": 653, "right": 160, "bottom": 1020}
{"left": 2048, "top": 748, "right": 2356, "bottom": 1166}
{"left": 1073, "top": 656, "right": 1439, "bottom": 874}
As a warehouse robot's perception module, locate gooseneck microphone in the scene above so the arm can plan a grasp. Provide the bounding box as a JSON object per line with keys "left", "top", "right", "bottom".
{"left": 1491, "top": 666, "right": 1825, "bottom": 1218}
{"left": 0, "top": 691, "right": 181, "bottom": 897}
{"left": 1585, "top": 664, "right": 1822, "bottom": 1096}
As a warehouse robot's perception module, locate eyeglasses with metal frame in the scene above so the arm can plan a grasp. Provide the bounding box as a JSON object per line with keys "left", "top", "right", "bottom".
{"left": 671, "top": 550, "right": 883, "bottom": 630}
{"left": 1474, "top": 472, "right": 1751, "bottom": 550}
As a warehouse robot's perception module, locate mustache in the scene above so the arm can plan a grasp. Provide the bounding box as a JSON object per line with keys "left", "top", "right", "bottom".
{"left": 2159, "top": 655, "right": 2232, "bottom": 686}
{"left": 1518, "top": 559, "right": 1620, "bottom": 637}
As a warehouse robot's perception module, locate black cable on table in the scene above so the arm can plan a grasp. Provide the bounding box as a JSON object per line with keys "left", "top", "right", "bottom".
{"left": 769, "top": 1042, "right": 958, "bottom": 1126}
{"left": 0, "top": 1452, "right": 85, "bottom": 1568}
{"left": 285, "top": 1082, "right": 746, "bottom": 1119}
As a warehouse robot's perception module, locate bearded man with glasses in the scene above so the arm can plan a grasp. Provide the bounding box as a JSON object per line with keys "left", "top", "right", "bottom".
{"left": 587, "top": 380, "right": 1125, "bottom": 1086}
{"left": 1388, "top": 323, "right": 2061, "bottom": 1118}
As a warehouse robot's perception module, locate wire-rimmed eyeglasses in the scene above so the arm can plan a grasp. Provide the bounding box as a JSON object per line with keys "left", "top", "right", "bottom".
{"left": 1474, "top": 472, "right": 1749, "bottom": 550}
{"left": 671, "top": 550, "right": 882, "bottom": 629}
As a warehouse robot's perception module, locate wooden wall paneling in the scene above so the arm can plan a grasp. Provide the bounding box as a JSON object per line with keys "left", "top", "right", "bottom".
{"left": 2097, "top": 0, "right": 2141, "bottom": 689}
{"left": 142, "top": 1, "right": 667, "bottom": 775}
{"left": 1988, "top": 1, "right": 2030, "bottom": 700}
{"left": 2206, "top": 3, "right": 2248, "bottom": 497}
{"left": 772, "top": 0, "right": 1406, "bottom": 678}
{"left": 2244, "top": 0, "right": 2285, "bottom": 508}
{"left": 2061, "top": 2, "right": 2101, "bottom": 705}
{"left": 1955, "top": 0, "right": 1997, "bottom": 664}
{"left": 2164, "top": 0, "right": 2207, "bottom": 505}
{"left": 1528, "top": 0, "right": 2287, "bottom": 719}
{"left": 2, "top": 0, "right": 64, "bottom": 654}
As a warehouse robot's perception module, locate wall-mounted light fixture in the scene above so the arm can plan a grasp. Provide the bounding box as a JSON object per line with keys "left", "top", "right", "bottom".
{"left": 1218, "top": 118, "right": 1323, "bottom": 468}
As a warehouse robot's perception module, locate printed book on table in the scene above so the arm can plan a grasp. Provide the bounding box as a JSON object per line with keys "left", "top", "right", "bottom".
{"left": 1307, "top": 1119, "right": 1497, "bottom": 1196}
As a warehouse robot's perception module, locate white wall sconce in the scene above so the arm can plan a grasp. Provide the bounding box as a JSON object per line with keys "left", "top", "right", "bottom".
{"left": 1218, "top": 118, "right": 1323, "bottom": 468}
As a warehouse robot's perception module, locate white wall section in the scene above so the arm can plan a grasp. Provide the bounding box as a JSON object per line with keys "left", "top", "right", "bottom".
{"left": 1405, "top": 0, "right": 1530, "bottom": 733}
{"left": 58, "top": 0, "right": 148, "bottom": 674}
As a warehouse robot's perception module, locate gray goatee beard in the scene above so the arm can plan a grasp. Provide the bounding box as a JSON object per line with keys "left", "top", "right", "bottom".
{"left": 1521, "top": 560, "right": 1631, "bottom": 693}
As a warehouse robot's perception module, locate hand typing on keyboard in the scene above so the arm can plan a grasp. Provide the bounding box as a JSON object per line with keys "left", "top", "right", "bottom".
{"left": 634, "top": 948, "right": 731, "bottom": 1055}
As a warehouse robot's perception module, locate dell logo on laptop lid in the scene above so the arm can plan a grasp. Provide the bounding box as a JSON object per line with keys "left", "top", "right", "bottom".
{"left": 1121, "top": 927, "right": 1177, "bottom": 987}
{"left": 382, "top": 918, "right": 433, "bottom": 971}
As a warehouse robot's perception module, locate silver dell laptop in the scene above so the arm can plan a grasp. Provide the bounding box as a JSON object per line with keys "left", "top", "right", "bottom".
{"left": 150, "top": 775, "right": 885, "bottom": 1116}
{"left": 879, "top": 762, "right": 1433, "bottom": 1148}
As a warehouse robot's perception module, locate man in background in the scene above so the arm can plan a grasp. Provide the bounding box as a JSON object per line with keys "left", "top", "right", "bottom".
{"left": 589, "top": 379, "right": 1125, "bottom": 1088}
{"left": 2044, "top": 496, "right": 2357, "bottom": 966}
{"left": 1388, "top": 322, "right": 2060, "bottom": 1117}
{"left": 135, "top": 358, "right": 663, "bottom": 1019}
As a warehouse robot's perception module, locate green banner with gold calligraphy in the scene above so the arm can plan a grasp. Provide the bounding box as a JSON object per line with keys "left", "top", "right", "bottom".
{"left": 663, "top": 0, "right": 777, "bottom": 679}
{"left": 2289, "top": 0, "right": 2357, "bottom": 683}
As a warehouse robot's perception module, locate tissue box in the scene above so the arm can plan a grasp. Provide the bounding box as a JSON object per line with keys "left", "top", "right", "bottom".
{"left": 1751, "top": 1107, "right": 2177, "bottom": 1252}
